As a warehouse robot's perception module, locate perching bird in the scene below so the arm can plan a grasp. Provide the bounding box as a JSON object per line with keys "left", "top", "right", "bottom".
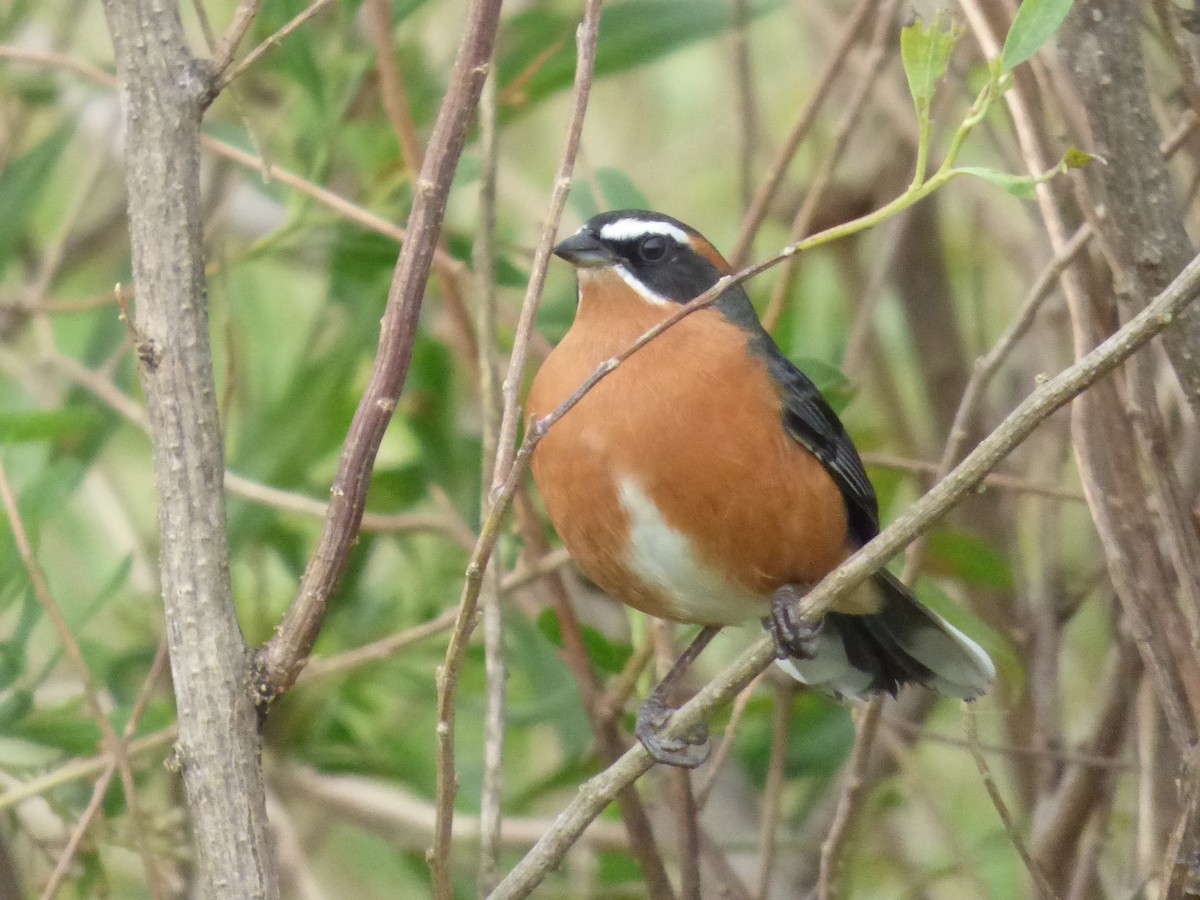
{"left": 527, "top": 210, "right": 994, "bottom": 766}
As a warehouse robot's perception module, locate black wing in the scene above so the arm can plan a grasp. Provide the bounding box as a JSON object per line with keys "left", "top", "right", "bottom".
{"left": 763, "top": 345, "right": 880, "bottom": 546}
{"left": 713, "top": 285, "right": 881, "bottom": 544}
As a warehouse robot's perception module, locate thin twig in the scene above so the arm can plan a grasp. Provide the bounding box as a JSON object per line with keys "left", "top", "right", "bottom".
{"left": 961, "top": 0, "right": 1200, "bottom": 753}
{"left": 431, "top": 5, "right": 604, "bottom": 897}
{"left": 45, "top": 348, "right": 480, "bottom": 547}
{"left": 729, "top": 0, "right": 880, "bottom": 266}
{"left": 816, "top": 697, "right": 881, "bottom": 900}
{"left": 0, "top": 461, "right": 164, "bottom": 897}
{"left": 38, "top": 640, "right": 170, "bottom": 900}
{"left": 211, "top": 0, "right": 264, "bottom": 80}
{"left": 860, "top": 451, "right": 1086, "bottom": 502}
{"left": 964, "top": 708, "right": 1059, "bottom": 900}
{"left": 696, "top": 671, "right": 765, "bottom": 809}
{"left": 217, "top": 0, "right": 335, "bottom": 91}
{"left": 755, "top": 680, "right": 796, "bottom": 899}
{"left": 367, "top": 0, "right": 479, "bottom": 376}
{"left": 511, "top": 492, "right": 676, "bottom": 900}
{"left": 730, "top": 0, "right": 758, "bottom": 212}
{"left": 880, "top": 715, "right": 1136, "bottom": 770}
{"left": 475, "top": 52, "right": 505, "bottom": 898}
{"left": 272, "top": 764, "right": 634, "bottom": 854}
{"left": 762, "top": 0, "right": 900, "bottom": 331}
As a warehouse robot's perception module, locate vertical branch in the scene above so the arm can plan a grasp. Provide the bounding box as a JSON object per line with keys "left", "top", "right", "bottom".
{"left": 753, "top": 680, "right": 795, "bottom": 899}
{"left": 492, "top": 0, "right": 603, "bottom": 491}
{"left": 730, "top": 0, "right": 757, "bottom": 212}
{"left": 475, "top": 60, "right": 506, "bottom": 898}
{"left": 515, "top": 494, "right": 677, "bottom": 900}
{"left": 816, "top": 696, "right": 881, "bottom": 900}
{"left": 959, "top": 0, "right": 1200, "bottom": 753}
{"left": 432, "top": 4, "right": 604, "bottom": 896}
{"left": 98, "top": 1, "right": 278, "bottom": 896}
{"left": 366, "top": 0, "right": 480, "bottom": 375}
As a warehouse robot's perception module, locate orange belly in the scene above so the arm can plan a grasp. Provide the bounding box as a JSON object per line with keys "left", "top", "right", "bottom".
{"left": 527, "top": 270, "right": 850, "bottom": 626}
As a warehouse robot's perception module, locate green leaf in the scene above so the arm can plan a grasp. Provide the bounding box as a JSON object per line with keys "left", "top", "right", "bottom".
{"left": 497, "top": 0, "right": 784, "bottom": 117}
{"left": 900, "top": 13, "right": 962, "bottom": 123}
{"left": 594, "top": 168, "right": 650, "bottom": 211}
{"left": 567, "top": 168, "right": 650, "bottom": 221}
{"left": 536, "top": 608, "right": 633, "bottom": 675}
{"left": 568, "top": 179, "right": 602, "bottom": 222}
{"left": 0, "top": 122, "right": 74, "bottom": 280}
{"left": 926, "top": 531, "right": 1014, "bottom": 590}
{"left": 789, "top": 356, "right": 857, "bottom": 414}
{"left": 1063, "top": 147, "right": 1102, "bottom": 169}
{"left": 0, "top": 407, "right": 100, "bottom": 444}
{"left": 954, "top": 166, "right": 1038, "bottom": 199}
{"left": 0, "top": 593, "right": 42, "bottom": 691}
{"left": 1002, "top": 0, "right": 1075, "bottom": 72}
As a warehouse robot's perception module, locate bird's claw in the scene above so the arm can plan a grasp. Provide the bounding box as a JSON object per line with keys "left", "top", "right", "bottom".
{"left": 765, "top": 583, "right": 822, "bottom": 659}
{"left": 635, "top": 693, "right": 711, "bottom": 768}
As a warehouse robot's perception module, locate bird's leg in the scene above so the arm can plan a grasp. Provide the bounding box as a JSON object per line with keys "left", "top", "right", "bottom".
{"left": 764, "top": 583, "right": 822, "bottom": 659}
{"left": 635, "top": 625, "right": 720, "bottom": 768}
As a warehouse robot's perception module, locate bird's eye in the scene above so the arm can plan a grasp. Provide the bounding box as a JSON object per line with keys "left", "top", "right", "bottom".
{"left": 638, "top": 235, "right": 669, "bottom": 263}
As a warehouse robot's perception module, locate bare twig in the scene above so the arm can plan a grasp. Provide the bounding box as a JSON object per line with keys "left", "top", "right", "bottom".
{"left": 217, "top": 0, "right": 334, "bottom": 91}
{"left": 431, "top": 4, "right": 604, "bottom": 897}
{"left": 257, "top": 0, "right": 503, "bottom": 705}
{"left": 0, "top": 462, "right": 166, "bottom": 898}
{"left": 762, "top": 0, "right": 900, "bottom": 331}
{"left": 965, "top": 708, "right": 1059, "bottom": 900}
{"left": 962, "top": 0, "right": 1200, "bottom": 753}
{"left": 755, "top": 680, "right": 796, "bottom": 899}
{"left": 39, "top": 640, "right": 170, "bottom": 900}
{"left": 1031, "top": 636, "right": 1142, "bottom": 888}
{"left": 271, "top": 765, "right": 633, "bottom": 854}
{"left": 730, "top": 0, "right": 758, "bottom": 212}
{"left": 367, "top": 0, "right": 479, "bottom": 376}
{"left": 490, "top": 248, "right": 1200, "bottom": 899}
{"left": 861, "top": 452, "right": 1086, "bottom": 502}
{"left": 211, "top": 0, "right": 265, "bottom": 79}
{"left": 730, "top": 0, "right": 880, "bottom": 266}
{"left": 816, "top": 697, "right": 881, "bottom": 900}
{"left": 475, "top": 55, "right": 505, "bottom": 897}
{"left": 696, "top": 672, "right": 765, "bottom": 809}
{"left": 511, "top": 493, "right": 676, "bottom": 900}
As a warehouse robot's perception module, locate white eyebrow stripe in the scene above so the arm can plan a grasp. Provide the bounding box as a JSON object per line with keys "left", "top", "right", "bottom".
{"left": 598, "top": 218, "right": 690, "bottom": 244}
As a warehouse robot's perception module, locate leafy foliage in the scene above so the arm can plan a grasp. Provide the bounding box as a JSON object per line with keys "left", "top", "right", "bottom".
{"left": 0, "top": 0, "right": 1173, "bottom": 897}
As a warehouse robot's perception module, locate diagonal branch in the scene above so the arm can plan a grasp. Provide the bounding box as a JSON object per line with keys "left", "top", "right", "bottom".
{"left": 255, "top": 0, "right": 504, "bottom": 705}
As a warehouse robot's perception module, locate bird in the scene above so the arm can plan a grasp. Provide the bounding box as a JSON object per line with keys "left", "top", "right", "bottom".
{"left": 526, "top": 209, "right": 994, "bottom": 767}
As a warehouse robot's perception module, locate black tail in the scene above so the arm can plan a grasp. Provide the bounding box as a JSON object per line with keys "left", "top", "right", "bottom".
{"left": 777, "top": 570, "right": 994, "bottom": 701}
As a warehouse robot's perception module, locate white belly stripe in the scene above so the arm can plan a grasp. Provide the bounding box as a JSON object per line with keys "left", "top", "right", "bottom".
{"left": 617, "top": 477, "right": 766, "bottom": 626}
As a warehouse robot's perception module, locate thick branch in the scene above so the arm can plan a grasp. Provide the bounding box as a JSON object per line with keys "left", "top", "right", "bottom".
{"left": 98, "top": 1, "right": 276, "bottom": 896}
{"left": 1060, "top": 0, "right": 1200, "bottom": 412}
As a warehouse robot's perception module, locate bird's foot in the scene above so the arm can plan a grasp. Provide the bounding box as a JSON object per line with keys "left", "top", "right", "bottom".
{"left": 764, "top": 583, "right": 822, "bottom": 659}
{"left": 635, "top": 691, "right": 711, "bottom": 769}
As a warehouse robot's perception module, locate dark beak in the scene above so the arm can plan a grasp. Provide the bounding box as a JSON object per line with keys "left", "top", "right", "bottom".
{"left": 553, "top": 229, "right": 619, "bottom": 268}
